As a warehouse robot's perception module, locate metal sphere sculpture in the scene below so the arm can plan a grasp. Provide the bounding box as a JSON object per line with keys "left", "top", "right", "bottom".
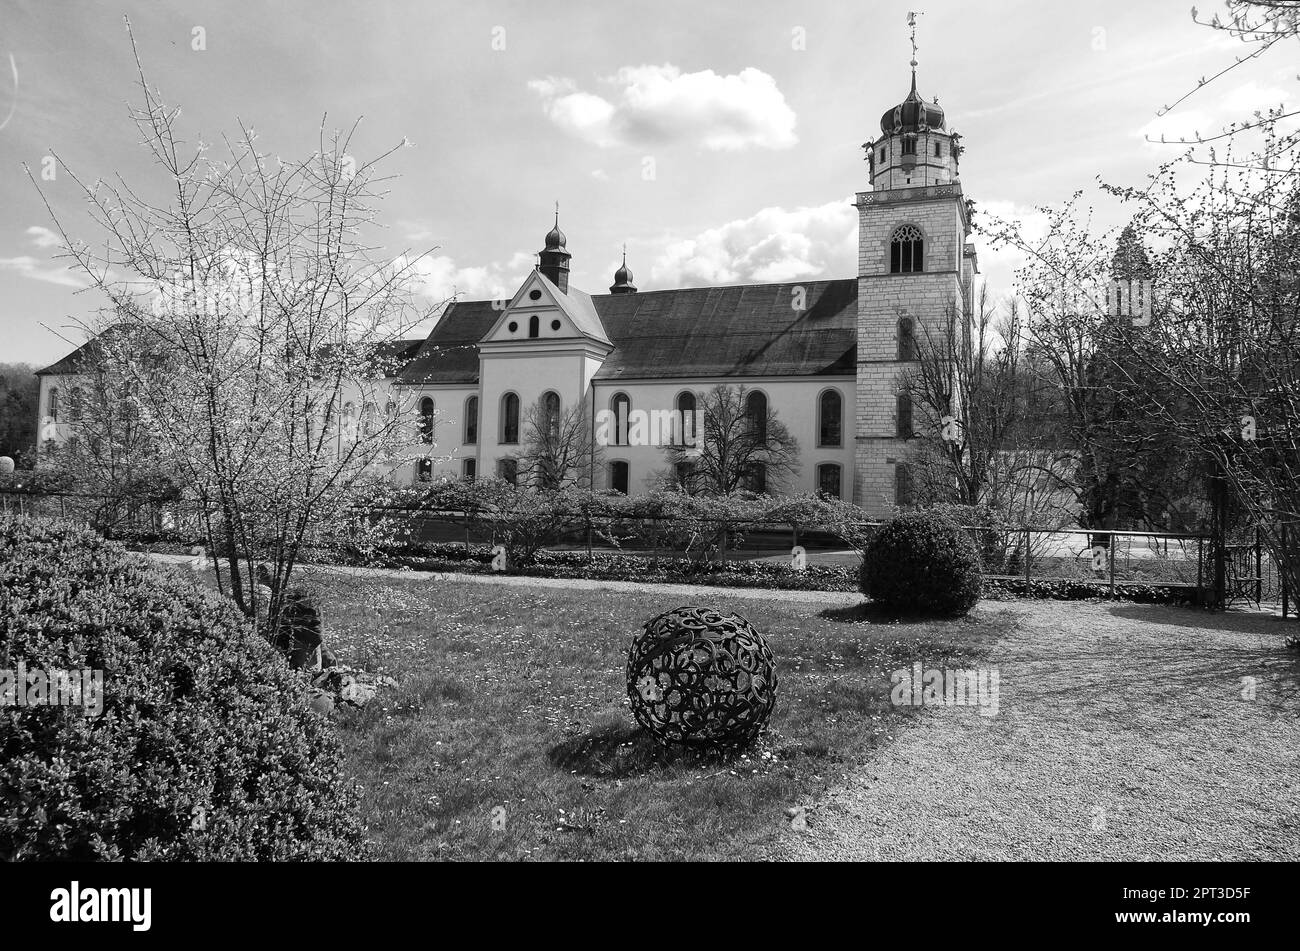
{"left": 626, "top": 606, "right": 778, "bottom": 751}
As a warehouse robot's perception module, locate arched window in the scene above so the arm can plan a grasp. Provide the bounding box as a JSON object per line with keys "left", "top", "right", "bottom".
{"left": 609, "top": 460, "right": 629, "bottom": 495}
{"left": 360, "top": 401, "right": 377, "bottom": 437}
{"left": 745, "top": 390, "right": 768, "bottom": 445}
{"left": 897, "top": 316, "right": 917, "bottom": 361}
{"left": 528, "top": 315, "right": 540, "bottom": 338}
{"left": 817, "top": 463, "right": 842, "bottom": 499}
{"left": 384, "top": 399, "right": 397, "bottom": 422}
{"left": 896, "top": 393, "right": 913, "bottom": 438}
{"left": 610, "top": 392, "right": 631, "bottom": 446}
{"left": 542, "top": 391, "right": 561, "bottom": 438}
{"left": 418, "top": 397, "right": 434, "bottom": 445}
{"left": 47, "top": 387, "right": 59, "bottom": 423}
{"left": 417, "top": 458, "right": 433, "bottom": 483}
{"left": 465, "top": 397, "right": 480, "bottom": 449}
{"left": 818, "top": 389, "right": 842, "bottom": 447}
{"left": 342, "top": 402, "right": 357, "bottom": 441}
{"left": 675, "top": 390, "right": 697, "bottom": 446}
{"left": 69, "top": 387, "right": 84, "bottom": 424}
{"left": 895, "top": 462, "right": 914, "bottom": 506}
{"left": 464, "top": 395, "right": 479, "bottom": 444}
{"left": 501, "top": 392, "right": 520, "bottom": 444}
{"left": 890, "top": 225, "right": 924, "bottom": 274}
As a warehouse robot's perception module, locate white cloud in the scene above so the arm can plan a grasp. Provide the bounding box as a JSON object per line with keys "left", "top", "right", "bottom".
{"left": 25, "top": 225, "right": 62, "bottom": 249}
{"left": 529, "top": 64, "right": 797, "bottom": 151}
{"left": 590, "top": 168, "right": 609, "bottom": 181}
{"left": 649, "top": 197, "right": 855, "bottom": 288}
{"left": 0, "top": 254, "right": 85, "bottom": 288}
{"left": 1137, "top": 80, "right": 1291, "bottom": 146}
{"left": 402, "top": 250, "right": 535, "bottom": 305}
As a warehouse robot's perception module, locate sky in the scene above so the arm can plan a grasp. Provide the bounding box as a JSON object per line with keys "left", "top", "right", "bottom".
{"left": 0, "top": 0, "right": 1293, "bottom": 367}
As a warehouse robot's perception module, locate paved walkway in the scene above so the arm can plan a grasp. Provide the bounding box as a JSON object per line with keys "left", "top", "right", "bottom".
{"left": 776, "top": 599, "right": 1300, "bottom": 861}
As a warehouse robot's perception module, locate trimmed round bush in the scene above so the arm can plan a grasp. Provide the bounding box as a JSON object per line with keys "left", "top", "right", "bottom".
{"left": 860, "top": 511, "right": 983, "bottom": 616}
{"left": 0, "top": 515, "right": 365, "bottom": 860}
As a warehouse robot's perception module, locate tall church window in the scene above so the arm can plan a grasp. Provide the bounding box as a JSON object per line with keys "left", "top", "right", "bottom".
{"left": 501, "top": 392, "right": 520, "bottom": 444}
{"left": 418, "top": 397, "right": 434, "bottom": 444}
{"left": 818, "top": 389, "right": 842, "bottom": 447}
{"left": 542, "top": 391, "right": 561, "bottom": 438}
{"left": 743, "top": 462, "right": 768, "bottom": 494}
{"left": 464, "top": 395, "right": 478, "bottom": 444}
{"left": 817, "top": 463, "right": 842, "bottom": 499}
{"left": 497, "top": 458, "right": 518, "bottom": 486}
{"left": 360, "top": 401, "right": 377, "bottom": 437}
{"left": 895, "top": 463, "right": 914, "bottom": 506}
{"left": 610, "top": 392, "right": 631, "bottom": 446}
{"left": 675, "top": 390, "right": 696, "bottom": 445}
{"left": 69, "top": 387, "right": 84, "bottom": 423}
{"left": 896, "top": 393, "right": 913, "bottom": 439}
{"left": 745, "top": 391, "right": 768, "bottom": 445}
{"left": 47, "top": 387, "right": 59, "bottom": 423}
{"left": 462, "top": 459, "right": 476, "bottom": 481}
{"left": 897, "top": 316, "right": 917, "bottom": 360}
{"left": 528, "top": 315, "right": 540, "bottom": 338}
{"left": 890, "top": 225, "right": 924, "bottom": 274}
{"left": 609, "top": 460, "right": 629, "bottom": 495}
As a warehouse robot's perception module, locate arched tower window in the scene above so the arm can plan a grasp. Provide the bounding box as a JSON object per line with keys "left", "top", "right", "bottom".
{"left": 418, "top": 398, "right": 434, "bottom": 444}
{"left": 501, "top": 392, "right": 520, "bottom": 444}
{"left": 896, "top": 393, "right": 913, "bottom": 439}
{"left": 745, "top": 391, "right": 768, "bottom": 445}
{"left": 610, "top": 392, "right": 631, "bottom": 446}
{"left": 818, "top": 389, "right": 842, "bottom": 447}
{"left": 890, "top": 225, "right": 924, "bottom": 274}
{"left": 528, "top": 315, "right": 540, "bottom": 338}
{"left": 897, "top": 316, "right": 917, "bottom": 361}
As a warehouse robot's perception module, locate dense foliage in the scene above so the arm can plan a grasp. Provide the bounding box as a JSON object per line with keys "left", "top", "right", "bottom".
{"left": 0, "top": 516, "right": 365, "bottom": 860}
{"left": 860, "top": 512, "right": 984, "bottom": 616}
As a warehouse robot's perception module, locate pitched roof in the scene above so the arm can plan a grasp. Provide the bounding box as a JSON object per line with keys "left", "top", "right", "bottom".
{"left": 397, "top": 278, "right": 857, "bottom": 385}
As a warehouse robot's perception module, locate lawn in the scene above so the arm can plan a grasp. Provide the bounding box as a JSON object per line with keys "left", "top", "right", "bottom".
{"left": 305, "top": 571, "right": 1010, "bottom": 861}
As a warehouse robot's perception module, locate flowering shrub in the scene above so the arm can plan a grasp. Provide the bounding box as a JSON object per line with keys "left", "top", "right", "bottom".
{"left": 0, "top": 515, "right": 366, "bottom": 860}
{"left": 860, "top": 512, "right": 984, "bottom": 616}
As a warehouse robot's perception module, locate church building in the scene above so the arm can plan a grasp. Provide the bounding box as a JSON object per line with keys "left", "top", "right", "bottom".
{"left": 36, "top": 65, "right": 979, "bottom": 518}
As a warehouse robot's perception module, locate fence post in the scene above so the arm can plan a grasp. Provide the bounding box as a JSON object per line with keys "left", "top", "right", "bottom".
{"left": 1255, "top": 525, "right": 1263, "bottom": 608}
{"left": 1282, "top": 523, "right": 1290, "bottom": 619}
{"left": 1108, "top": 537, "right": 1116, "bottom": 598}
{"left": 1024, "top": 528, "right": 1032, "bottom": 587}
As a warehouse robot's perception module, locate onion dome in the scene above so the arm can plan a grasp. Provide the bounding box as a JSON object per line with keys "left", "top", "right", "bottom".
{"left": 880, "top": 71, "right": 946, "bottom": 135}
{"left": 609, "top": 247, "right": 637, "bottom": 294}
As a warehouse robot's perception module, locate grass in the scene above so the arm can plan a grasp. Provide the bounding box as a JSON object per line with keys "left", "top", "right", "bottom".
{"left": 306, "top": 573, "right": 1010, "bottom": 861}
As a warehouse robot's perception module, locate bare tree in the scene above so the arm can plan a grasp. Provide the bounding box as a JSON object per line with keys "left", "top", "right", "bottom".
{"left": 513, "top": 394, "right": 601, "bottom": 490}
{"left": 26, "top": 23, "right": 437, "bottom": 642}
{"left": 663, "top": 383, "right": 799, "bottom": 496}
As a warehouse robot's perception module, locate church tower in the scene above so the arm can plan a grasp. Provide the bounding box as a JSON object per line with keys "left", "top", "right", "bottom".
{"left": 538, "top": 204, "right": 571, "bottom": 293}
{"left": 854, "top": 17, "right": 977, "bottom": 514}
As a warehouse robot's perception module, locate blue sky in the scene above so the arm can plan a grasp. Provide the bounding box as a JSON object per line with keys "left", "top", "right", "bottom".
{"left": 0, "top": 0, "right": 1291, "bottom": 366}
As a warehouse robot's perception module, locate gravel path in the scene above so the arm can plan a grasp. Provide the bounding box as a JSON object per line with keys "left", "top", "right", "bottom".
{"left": 778, "top": 599, "right": 1300, "bottom": 861}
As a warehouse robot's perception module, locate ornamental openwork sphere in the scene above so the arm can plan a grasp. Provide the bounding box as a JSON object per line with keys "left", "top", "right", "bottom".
{"left": 626, "top": 606, "right": 778, "bottom": 751}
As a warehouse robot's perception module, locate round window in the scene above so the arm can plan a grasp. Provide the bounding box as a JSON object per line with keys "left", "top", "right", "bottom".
{"left": 528, "top": 290, "right": 542, "bottom": 301}
{"left": 551, "top": 319, "right": 561, "bottom": 331}
{"left": 507, "top": 321, "right": 518, "bottom": 333}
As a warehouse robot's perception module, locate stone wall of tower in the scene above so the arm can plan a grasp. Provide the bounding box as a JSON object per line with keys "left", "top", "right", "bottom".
{"left": 853, "top": 184, "right": 969, "bottom": 516}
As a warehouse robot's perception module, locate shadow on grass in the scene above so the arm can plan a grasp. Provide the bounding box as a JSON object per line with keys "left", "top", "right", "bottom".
{"left": 818, "top": 600, "right": 983, "bottom": 625}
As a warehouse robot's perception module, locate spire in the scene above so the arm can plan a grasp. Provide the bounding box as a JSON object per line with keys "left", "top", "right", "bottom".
{"left": 907, "top": 10, "right": 922, "bottom": 89}
{"left": 538, "top": 205, "right": 572, "bottom": 292}
{"left": 609, "top": 243, "right": 637, "bottom": 294}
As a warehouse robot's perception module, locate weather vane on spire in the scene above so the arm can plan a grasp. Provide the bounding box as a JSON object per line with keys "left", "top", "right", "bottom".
{"left": 554, "top": 200, "right": 560, "bottom": 226}
{"left": 907, "top": 10, "right": 923, "bottom": 72}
